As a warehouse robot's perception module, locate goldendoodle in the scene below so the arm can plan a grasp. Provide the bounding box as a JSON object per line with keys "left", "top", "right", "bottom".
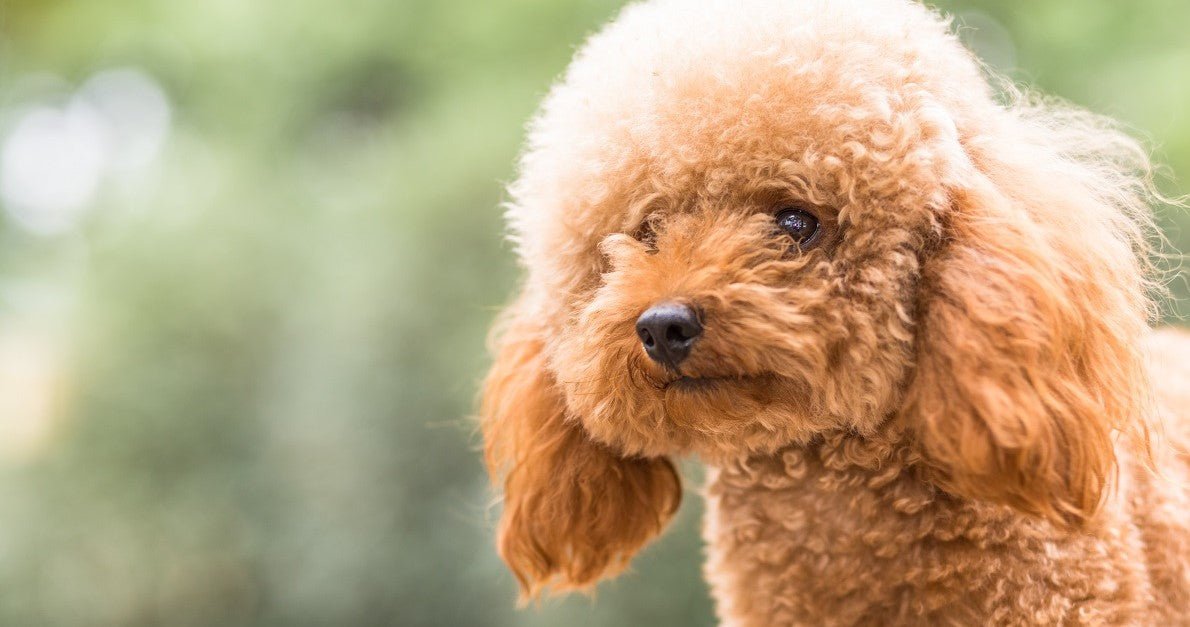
{"left": 480, "top": 0, "right": 1190, "bottom": 623}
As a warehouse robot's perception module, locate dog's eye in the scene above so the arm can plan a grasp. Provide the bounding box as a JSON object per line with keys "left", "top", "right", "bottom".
{"left": 633, "top": 217, "right": 659, "bottom": 252}
{"left": 775, "top": 208, "right": 821, "bottom": 247}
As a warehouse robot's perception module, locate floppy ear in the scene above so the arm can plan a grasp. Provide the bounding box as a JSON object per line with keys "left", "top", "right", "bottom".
{"left": 480, "top": 300, "right": 681, "bottom": 600}
{"left": 901, "top": 138, "right": 1154, "bottom": 527}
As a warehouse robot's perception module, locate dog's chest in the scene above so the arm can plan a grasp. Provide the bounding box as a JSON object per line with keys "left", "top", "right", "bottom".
{"left": 700, "top": 450, "right": 1149, "bottom": 626}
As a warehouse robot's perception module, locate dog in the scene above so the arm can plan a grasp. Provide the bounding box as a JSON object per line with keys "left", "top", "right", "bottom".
{"left": 479, "top": 0, "right": 1190, "bottom": 624}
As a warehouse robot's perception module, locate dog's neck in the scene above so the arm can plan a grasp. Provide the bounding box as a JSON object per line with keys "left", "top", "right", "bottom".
{"left": 700, "top": 424, "right": 1081, "bottom": 624}
{"left": 711, "top": 419, "right": 933, "bottom": 493}
{"left": 706, "top": 422, "right": 946, "bottom": 523}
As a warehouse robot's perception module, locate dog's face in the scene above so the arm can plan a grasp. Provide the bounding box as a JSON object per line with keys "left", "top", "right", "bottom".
{"left": 549, "top": 107, "right": 941, "bottom": 461}
{"left": 483, "top": 0, "right": 1156, "bottom": 599}
{"left": 520, "top": 0, "right": 981, "bottom": 462}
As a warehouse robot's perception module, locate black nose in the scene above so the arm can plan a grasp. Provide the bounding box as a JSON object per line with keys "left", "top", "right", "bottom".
{"left": 636, "top": 302, "right": 702, "bottom": 369}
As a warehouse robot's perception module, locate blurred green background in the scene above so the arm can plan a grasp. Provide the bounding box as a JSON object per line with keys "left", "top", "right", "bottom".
{"left": 0, "top": 1, "right": 1185, "bottom": 625}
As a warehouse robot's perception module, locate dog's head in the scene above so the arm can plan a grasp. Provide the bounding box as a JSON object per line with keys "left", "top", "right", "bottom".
{"left": 482, "top": 0, "right": 1157, "bottom": 598}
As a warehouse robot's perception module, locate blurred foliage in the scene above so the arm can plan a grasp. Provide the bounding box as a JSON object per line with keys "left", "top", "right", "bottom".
{"left": 0, "top": 1, "right": 1185, "bottom": 626}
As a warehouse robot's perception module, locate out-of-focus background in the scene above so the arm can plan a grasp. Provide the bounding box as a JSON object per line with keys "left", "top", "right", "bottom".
{"left": 0, "top": 1, "right": 1185, "bottom": 625}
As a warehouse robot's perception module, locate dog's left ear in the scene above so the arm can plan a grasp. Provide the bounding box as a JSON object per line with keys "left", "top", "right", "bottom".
{"left": 481, "top": 299, "right": 681, "bottom": 601}
{"left": 900, "top": 135, "right": 1154, "bottom": 527}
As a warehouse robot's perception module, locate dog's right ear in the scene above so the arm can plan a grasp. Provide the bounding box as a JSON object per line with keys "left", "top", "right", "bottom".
{"left": 480, "top": 299, "right": 681, "bottom": 601}
{"left": 900, "top": 151, "right": 1153, "bottom": 528}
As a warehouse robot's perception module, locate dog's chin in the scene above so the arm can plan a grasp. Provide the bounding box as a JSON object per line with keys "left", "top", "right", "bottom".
{"left": 622, "top": 370, "right": 828, "bottom": 460}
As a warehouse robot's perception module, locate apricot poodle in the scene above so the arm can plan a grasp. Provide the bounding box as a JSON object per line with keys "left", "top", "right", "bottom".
{"left": 480, "top": 0, "right": 1190, "bottom": 624}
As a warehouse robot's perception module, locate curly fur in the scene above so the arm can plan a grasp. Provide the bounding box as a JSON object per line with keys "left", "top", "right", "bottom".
{"left": 479, "top": 0, "right": 1190, "bottom": 623}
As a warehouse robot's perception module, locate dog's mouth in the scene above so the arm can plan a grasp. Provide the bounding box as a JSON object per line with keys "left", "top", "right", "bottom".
{"left": 662, "top": 373, "right": 773, "bottom": 392}
{"left": 666, "top": 376, "right": 722, "bottom": 392}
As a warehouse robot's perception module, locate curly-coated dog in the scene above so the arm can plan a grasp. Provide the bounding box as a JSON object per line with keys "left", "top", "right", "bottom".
{"left": 480, "top": 0, "right": 1190, "bottom": 624}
